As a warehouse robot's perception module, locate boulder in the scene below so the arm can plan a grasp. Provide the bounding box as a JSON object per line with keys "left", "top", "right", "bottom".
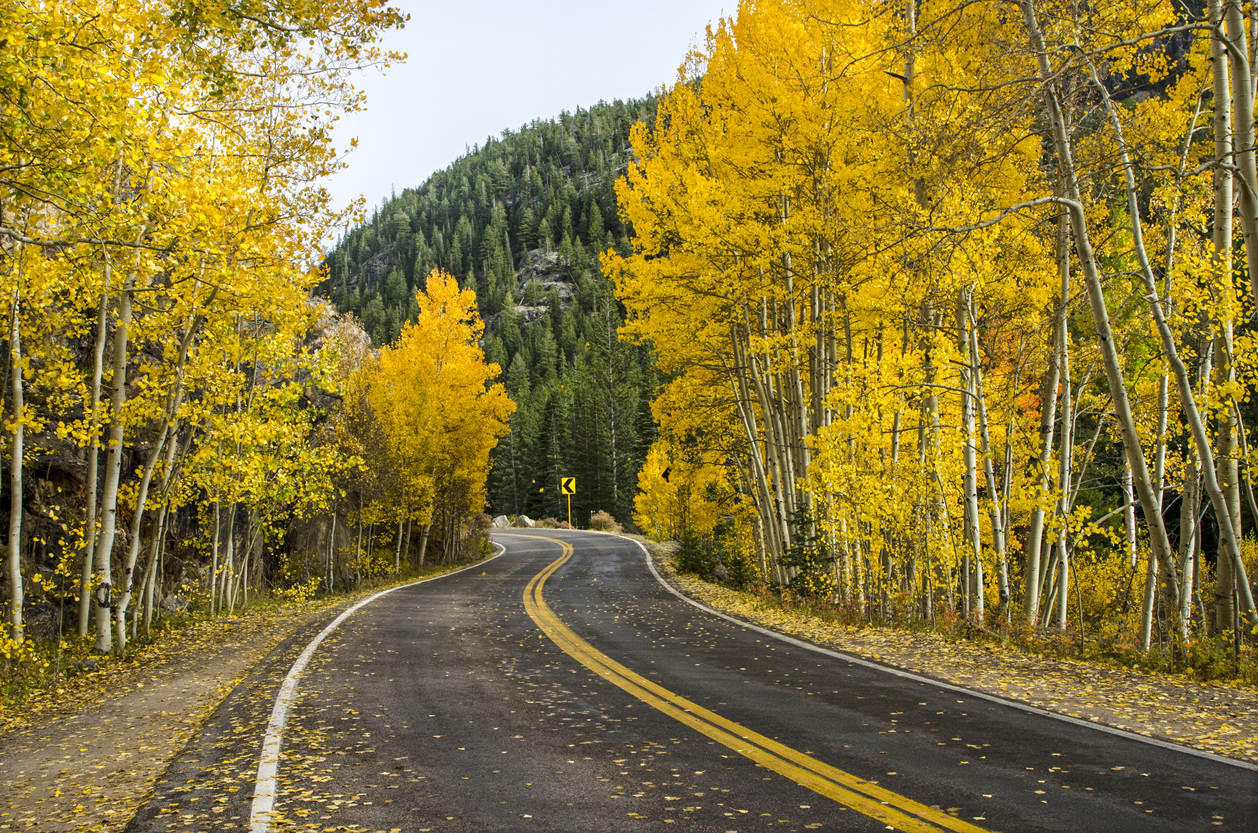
{"left": 161, "top": 593, "right": 191, "bottom": 613}
{"left": 492, "top": 515, "right": 511, "bottom": 529}
{"left": 515, "top": 515, "right": 535, "bottom": 528}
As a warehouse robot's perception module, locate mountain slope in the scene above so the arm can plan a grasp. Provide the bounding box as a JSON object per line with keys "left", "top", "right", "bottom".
{"left": 322, "top": 97, "right": 660, "bottom": 526}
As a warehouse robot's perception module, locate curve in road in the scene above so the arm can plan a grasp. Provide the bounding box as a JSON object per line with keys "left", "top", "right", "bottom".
{"left": 123, "top": 529, "right": 1255, "bottom": 833}
{"left": 519, "top": 533, "right": 988, "bottom": 833}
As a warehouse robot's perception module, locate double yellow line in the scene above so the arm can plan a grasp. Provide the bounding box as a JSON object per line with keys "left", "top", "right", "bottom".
{"left": 516, "top": 535, "right": 993, "bottom": 833}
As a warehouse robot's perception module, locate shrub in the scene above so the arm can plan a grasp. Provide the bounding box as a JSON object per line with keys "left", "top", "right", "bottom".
{"left": 675, "top": 528, "right": 716, "bottom": 579}
{"left": 716, "top": 532, "right": 760, "bottom": 589}
{"left": 588, "top": 510, "right": 622, "bottom": 533}
{"left": 779, "top": 505, "right": 835, "bottom": 599}
{"left": 278, "top": 575, "right": 321, "bottom": 603}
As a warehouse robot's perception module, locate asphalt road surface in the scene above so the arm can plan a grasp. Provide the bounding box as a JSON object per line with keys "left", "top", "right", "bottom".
{"left": 126, "top": 530, "right": 1256, "bottom": 832}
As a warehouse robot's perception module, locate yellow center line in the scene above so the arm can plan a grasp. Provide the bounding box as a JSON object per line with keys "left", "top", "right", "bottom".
{"left": 505, "top": 533, "right": 995, "bottom": 833}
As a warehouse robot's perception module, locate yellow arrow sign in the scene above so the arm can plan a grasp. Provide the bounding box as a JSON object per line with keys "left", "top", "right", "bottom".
{"left": 560, "top": 476, "right": 576, "bottom": 495}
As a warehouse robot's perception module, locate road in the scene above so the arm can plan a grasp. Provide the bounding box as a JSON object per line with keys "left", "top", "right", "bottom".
{"left": 125, "top": 530, "right": 1256, "bottom": 832}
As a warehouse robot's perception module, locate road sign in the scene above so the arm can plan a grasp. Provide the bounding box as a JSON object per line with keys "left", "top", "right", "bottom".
{"left": 560, "top": 477, "right": 576, "bottom": 528}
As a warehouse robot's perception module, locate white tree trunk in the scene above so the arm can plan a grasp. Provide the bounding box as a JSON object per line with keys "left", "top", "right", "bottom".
{"left": 1213, "top": 1, "right": 1243, "bottom": 631}
{"left": 958, "top": 294, "right": 982, "bottom": 619}
{"left": 1224, "top": 1, "right": 1258, "bottom": 311}
{"left": 6, "top": 291, "right": 24, "bottom": 643}
{"left": 112, "top": 419, "right": 171, "bottom": 652}
{"left": 1019, "top": 0, "right": 1186, "bottom": 644}
{"left": 1123, "top": 460, "right": 1138, "bottom": 569}
{"left": 1054, "top": 319, "right": 1073, "bottom": 631}
{"left": 77, "top": 291, "right": 109, "bottom": 637}
{"left": 968, "top": 308, "right": 1010, "bottom": 613}
{"left": 92, "top": 280, "right": 133, "bottom": 654}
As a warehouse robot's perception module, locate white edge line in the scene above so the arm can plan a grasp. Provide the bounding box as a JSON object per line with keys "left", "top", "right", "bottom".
{"left": 604, "top": 533, "right": 1258, "bottom": 774}
{"left": 248, "top": 546, "right": 506, "bottom": 833}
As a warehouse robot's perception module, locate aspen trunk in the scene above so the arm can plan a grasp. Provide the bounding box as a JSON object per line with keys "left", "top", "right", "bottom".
{"left": 326, "top": 503, "right": 337, "bottom": 592}
{"left": 968, "top": 310, "right": 1010, "bottom": 613}
{"left": 729, "top": 321, "right": 785, "bottom": 565}
{"left": 1223, "top": 0, "right": 1258, "bottom": 312}
{"left": 958, "top": 293, "right": 983, "bottom": 620}
{"left": 209, "top": 492, "right": 221, "bottom": 617}
{"left": 77, "top": 292, "right": 109, "bottom": 637}
{"left": 1123, "top": 460, "right": 1138, "bottom": 569}
{"left": 7, "top": 291, "right": 24, "bottom": 643}
{"left": 112, "top": 317, "right": 197, "bottom": 649}
{"left": 143, "top": 427, "right": 186, "bottom": 634}
{"left": 112, "top": 419, "right": 171, "bottom": 652}
{"left": 1212, "top": 0, "right": 1241, "bottom": 633}
{"left": 356, "top": 492, "right": 364, "bottom": 571}
{"left": 394, "top": 517, "right": 404, "bottom": 574}
{"left": 1019, "top": 0, "right": 1187, "bottom": 643}
{"left": 92, "top": 280, "right": 134, "bottom": 653}
{"left": 222, "top": 502, "right": 237, "bottom": 613}
{"left": 418, "top": 520, "right": 430, "bottom": 567}
{"left": 141, "top": 501, "right": 167, "bottom": 636}
{"left": 1054, "top": 329, "right": 1073, "bottom": 631}
{"left": 239, "top": 515, "right": 260, "bottom": 609}
{"left": 1179, "top": 457, "right": 1200, "bottom": 641}
{"left": 1026, "top": 214, "right": 1067, "bottom": 623}
{"left": 1214, "top": 380, "right": 1241, "bottom": 631}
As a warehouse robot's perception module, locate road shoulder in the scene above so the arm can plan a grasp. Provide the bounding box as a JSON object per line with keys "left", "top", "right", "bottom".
{"left": 0, "top": 560, "right": 487, "bottom": 833}
{"left": 0, "top": 600, "right": 355, "bottom": 833}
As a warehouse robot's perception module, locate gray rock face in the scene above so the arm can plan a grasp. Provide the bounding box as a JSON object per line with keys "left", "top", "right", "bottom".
{"left": 515, "top": 249, "right": 576, "bottom": 304}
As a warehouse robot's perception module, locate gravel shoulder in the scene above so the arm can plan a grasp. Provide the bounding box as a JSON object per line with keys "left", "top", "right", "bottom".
{"left": 639, "top": 537, "right": 1258, "bottom": 766}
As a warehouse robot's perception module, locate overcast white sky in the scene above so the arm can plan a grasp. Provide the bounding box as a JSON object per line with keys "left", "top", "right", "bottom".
{"left": 325, "top": 0, "right": 729, "bottom": 226}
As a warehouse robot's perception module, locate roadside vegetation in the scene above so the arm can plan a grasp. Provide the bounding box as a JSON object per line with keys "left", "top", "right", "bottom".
{"left": 663, "top": 527, "right": 1258, "bottom": 687}
{"left": 621, "top": 0, "right": 1258, "bottom": 676}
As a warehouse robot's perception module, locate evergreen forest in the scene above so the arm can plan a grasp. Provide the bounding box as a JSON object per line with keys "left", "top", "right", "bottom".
{"left": 321, "top": 99, "right": 661, "bottom": 526}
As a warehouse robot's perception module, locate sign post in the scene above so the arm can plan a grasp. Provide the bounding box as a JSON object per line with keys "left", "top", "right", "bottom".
{"left": 560, "top": 476, "right": 576, "bottom": 528}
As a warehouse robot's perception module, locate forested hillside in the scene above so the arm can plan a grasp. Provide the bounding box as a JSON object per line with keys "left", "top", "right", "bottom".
{"left": 321, "top": 100, "right": 660, "bottom": 525}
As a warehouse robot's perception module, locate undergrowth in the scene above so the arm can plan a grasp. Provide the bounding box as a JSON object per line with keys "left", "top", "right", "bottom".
{"left": 742, "top": 584, "right": 1258, "bottom": 687}
{"left": 663, "top": 540, "right": 1257, "bottom": 687}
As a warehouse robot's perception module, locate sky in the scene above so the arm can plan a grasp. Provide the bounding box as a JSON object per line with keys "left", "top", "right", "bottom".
{"left": 325, "top": 0, "right": 729, "bottom": 222}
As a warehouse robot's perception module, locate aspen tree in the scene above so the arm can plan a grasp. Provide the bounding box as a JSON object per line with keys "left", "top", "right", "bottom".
{"left": 1024, "top": 213, "right": 1068, "bottom": 624}
{"left": 1016, "top": 0, "right": 1189, "bottom": 643}
{"left": 354, "top": 270, "right": 513, "bottom": 565}
{"left": 1212, "top": 0, "right": 1243, "bottom": 632}
{"left": 6, "top": 287, "right": 23, "bottom": 643}
{"left": 1, "top": 0, "right": 407, "bottom": 645}
{"left": 1083, "top": 28, "right": 1255, "bottom": 632}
